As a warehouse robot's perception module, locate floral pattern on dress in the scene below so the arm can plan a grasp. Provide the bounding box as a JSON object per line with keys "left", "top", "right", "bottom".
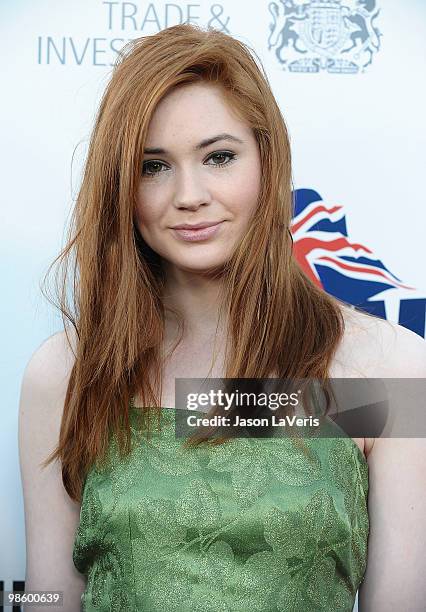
{"left": 73, "top": 407, "right": 369, "bottom": 612}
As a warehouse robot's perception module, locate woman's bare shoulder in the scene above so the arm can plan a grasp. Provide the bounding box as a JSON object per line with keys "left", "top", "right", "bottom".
{"left": 331, "top": 304, "right": 426, "bottom": 378}
{"left": 21, "top": 328, "right": 77, "bottom": 418}
{"left": 23, "top": 328, "right": 77, "bottom": 394}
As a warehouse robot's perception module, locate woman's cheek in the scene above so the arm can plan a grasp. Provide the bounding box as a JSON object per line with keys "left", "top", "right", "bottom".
{"left": 135, "top": 195, "right": 161, "bottom": 227}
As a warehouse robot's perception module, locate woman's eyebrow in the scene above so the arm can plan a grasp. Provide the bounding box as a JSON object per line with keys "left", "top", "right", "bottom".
{"left": 143, "top": 133, "right": 244, "bottom": 155}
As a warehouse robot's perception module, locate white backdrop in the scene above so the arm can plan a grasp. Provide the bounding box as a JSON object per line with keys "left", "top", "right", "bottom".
{"left": 2, "top": 1, "right": 425, "bottom": 607}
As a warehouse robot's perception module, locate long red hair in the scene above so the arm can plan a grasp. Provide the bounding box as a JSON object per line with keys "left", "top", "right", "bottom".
{"left": 42, "top": 24, "right": 355, "bottom": 502}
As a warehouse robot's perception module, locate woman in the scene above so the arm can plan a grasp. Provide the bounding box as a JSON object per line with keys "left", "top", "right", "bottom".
{"left": 19, "top": 23, "right": 426, "bottom": 611}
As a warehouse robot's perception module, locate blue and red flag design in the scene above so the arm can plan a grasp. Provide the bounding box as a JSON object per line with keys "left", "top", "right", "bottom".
{"left": 290, "top": 188, "right": 426, "bottom": 338}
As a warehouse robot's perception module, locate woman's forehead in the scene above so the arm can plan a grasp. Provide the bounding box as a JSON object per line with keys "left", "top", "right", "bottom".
{"left": 145, "top": 82, "right": 250, "bottom": 146}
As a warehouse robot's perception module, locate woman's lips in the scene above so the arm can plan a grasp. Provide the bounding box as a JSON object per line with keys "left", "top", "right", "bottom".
{"left": 172, "top": 222, "right": 223, "bottom": 242}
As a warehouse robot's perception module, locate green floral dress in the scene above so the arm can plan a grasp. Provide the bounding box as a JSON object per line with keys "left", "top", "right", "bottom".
{"left": 73, "top": 405, "right": 369, "bottom": 611}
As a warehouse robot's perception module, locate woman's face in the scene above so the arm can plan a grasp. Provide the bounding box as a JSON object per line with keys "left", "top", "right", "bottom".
{"left": 134, "top": 81, "right": 262, "bottom": 274}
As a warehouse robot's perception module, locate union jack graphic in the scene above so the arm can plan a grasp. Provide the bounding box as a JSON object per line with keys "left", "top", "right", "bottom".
{"left": 290, "top": 188, "right": 426, "bottom": 337}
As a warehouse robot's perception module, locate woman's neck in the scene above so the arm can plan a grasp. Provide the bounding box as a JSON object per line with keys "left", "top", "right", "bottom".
{"left": 162, "top": 265, "right": 227, "bottom": 340}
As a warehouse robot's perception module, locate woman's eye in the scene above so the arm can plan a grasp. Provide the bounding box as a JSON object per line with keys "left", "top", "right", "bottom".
{"left": 206, "top": 151, "right": 236, "bottom": 167}
{"left": 142, "top": 152, "right": 236, "bottom": 176}
{"left": 142, "top": 160, "right": 167, "bottom": 176}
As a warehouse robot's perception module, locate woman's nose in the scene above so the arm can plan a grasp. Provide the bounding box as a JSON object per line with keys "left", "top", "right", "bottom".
{"left": 172, "top": 168, "right": 211, "bottom": 210}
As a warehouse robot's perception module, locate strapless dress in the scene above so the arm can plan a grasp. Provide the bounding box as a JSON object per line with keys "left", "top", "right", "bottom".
{"left": 73, "top": 405, "right": 369, "bottom": 611}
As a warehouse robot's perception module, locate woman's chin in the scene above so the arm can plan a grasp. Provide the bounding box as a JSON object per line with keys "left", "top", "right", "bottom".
{"left": 172, "top": 256, "right": 229, "bottom": 275}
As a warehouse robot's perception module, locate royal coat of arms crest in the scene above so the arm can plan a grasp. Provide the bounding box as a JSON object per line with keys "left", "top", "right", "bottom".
{"left": 268, "top": 0, "right": 382, "bottom": 73}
